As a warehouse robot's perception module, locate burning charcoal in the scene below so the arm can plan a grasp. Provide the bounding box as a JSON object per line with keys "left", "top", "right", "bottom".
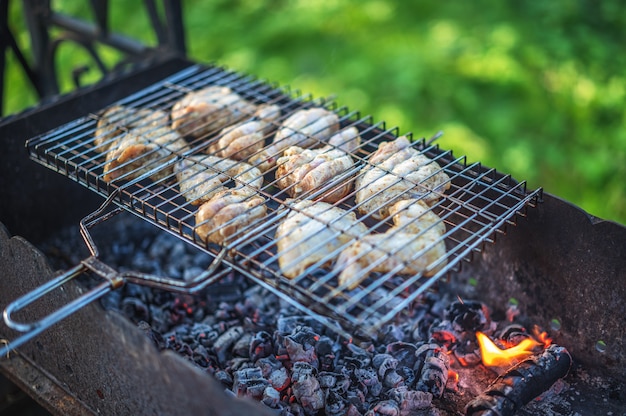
{"left": 250, "top": 331, "right": 274, "bottom": 361}
{"left": 345, "top": 342, "right": 372, "bottom": 368}
{"left": 324, "top": 389, "right": 347, "bottom": 416}
{"left": 256, "top": 356, "right": 283, "bottom": 377}
{"left": 414, "top": 344, "right": 450, "bottom": 398}
{"left": 388, "top": 386, "right": 434, "bottom": 415}
{"left": 497, "top": 324, "right": 530, "bottom": 346}
{"left": 214, "top": 325, "right": 244, "bottom": 364}
{"left": 346, "top": 387, "right": 367, "bottom": 414}
{"left": 315, "top": 335, "right": 338, "bottom": 371}
{"left": 465, "top": 345, "right": 572, "bottom": 416}
{"left": 262, "top": 385, "right": 281, "bottom": 409}
{"left": 355, "top": 367, "right": 383, "bottom": 397}
{"left": 444, "top": 300, "right": 492, "bottom": 337}
{"left": 395, "top": 366, "right": 415, "bottom": 388}
{"left": 285, "top": 326, "right": 320, "bottom": 366}
{"left": 291, "top": 362, "right": 324, "bottom": 414}
{"left": 232, "top": 367, "right": 269, "bottom": 400}
{"left": 214, "top": 369, "right": 233, "bottom": 387}
{"left": 232, "top": 332, "right": 252, "bottom": 358}
{"left": 268, "top": 367, "right": 291, "bottom": 392}
{"left": 386, "top": 342, "right": 418, "bottom": 369}
{"left": 277, "top": 315, "right": 326, "bottom": 335}
{"left": 378, "top": 324, "right": 406, "bottom": 344}
{"left": 373, "top": 354, "right": 397, "bottom": 378}
{"left": 366, "top": 400, "right": 399, "bottom": 416}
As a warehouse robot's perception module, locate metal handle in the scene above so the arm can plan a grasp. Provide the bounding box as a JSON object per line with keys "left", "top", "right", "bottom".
{"left": 0, "top": 257, "right": 124, "bottom": 358}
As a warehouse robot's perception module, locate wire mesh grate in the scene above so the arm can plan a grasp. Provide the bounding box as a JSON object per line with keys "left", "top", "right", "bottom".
{"left": 26, "top": 63, "right": 542, "bottom": 337}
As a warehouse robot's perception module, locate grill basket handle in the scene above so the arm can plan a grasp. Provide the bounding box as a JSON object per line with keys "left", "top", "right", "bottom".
{"left": 0, "top": 257, "right": 123, "bottom": 358}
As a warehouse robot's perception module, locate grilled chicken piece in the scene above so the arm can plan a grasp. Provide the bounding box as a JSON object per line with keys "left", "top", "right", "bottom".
{"left": 175, "top": 154, "right": 263, "bottom": 206}
{"left": 248, "top": 108, "right": 339, "bottom": 172}
{"left": 355, "top": 136, "right": 450, "bottom": 220}
{"left": 209, "top": 104, "right": 281, "bottom": 160}
{"left": 276, "top": 200, "right": 368, "bottom": 279}
{"left": 275, "top": 127, "right": 361, "bottom": 202}
{"left": 171, "top": 86, "right": 257, "bottom": 138}
{"left": 195, "top": 190, "right": 267, "bottom": 245}
{"left": 102, "top": 126, "right": 187, "bottom": 182}
{"left": 95, "top": 105, "right": 169, "bottom": 151}
{"left": 334, "top": 199, "right": 447, "bottom": 289}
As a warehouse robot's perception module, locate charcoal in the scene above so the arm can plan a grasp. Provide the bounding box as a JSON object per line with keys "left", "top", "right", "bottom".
{"left": 42, "top": 216, "right": 573, "bottom": 415}
{"left": 121, "top": 297, "right": 151, "bottom": 322}
{"left": 386, "top": 342, "right": 418, "bottom": 369}
{"left": 365, "top": 399, "right": 399, "bottom": 416}
{"left": 214, "top": 325, "right": 244, "bottom": 364}
{"left": 355, "top": 367, "right": 383, "bottom": 397}
{"left": 262, "top": 385, "right": 281, "bottom": 408}
{"left": 250, "top": 331, "right": 274, "bottom": 361}
{"left": 414, "top": 344, "right": 450, "bottom": 398}
{"left": 315, "top": 335, "right": 339, "bottom": 371}
{"left": 465, "top": 345, "right": 572, "bottom": 416}
{"left": 285, "top": 326, "right": 320, "bottom": 366}
{"left": 232, "top": 332, "right": 253, "bottom": 358}
{"left": 324, "top": 389, "right": 347, "bottom": 415}
{"left": 387, "top": 386, "right": 433, "bottom": 413}
{"left": 291, "top": 362, "right": 324, "bottom": 414}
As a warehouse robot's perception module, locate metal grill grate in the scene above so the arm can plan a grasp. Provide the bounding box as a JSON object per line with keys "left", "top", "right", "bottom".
{"left": 24, "top": 63, "right": 542, "bottom": 338}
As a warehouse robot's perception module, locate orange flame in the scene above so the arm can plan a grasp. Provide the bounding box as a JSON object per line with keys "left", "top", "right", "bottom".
{"left": 476, "top": 331, "right": 542, "bottom": 367}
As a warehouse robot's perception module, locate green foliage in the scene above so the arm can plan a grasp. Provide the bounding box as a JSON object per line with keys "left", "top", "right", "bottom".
{"left": 4, "top": 0, "right": 625, "bottom": 224}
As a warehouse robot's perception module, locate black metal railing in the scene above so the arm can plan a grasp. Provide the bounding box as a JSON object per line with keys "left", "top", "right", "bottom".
{"left": 0, "top": 0, "right": 186, "bottom": 116}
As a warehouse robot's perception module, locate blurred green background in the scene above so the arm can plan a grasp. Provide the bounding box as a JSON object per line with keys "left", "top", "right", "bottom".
{"left": 4, "top": 0, "right": 625, "bottom": 225}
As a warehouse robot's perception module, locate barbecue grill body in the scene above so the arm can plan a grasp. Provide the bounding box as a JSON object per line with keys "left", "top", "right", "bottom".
{"left": 1, "top": 58, "right": 624, "bottom": 414}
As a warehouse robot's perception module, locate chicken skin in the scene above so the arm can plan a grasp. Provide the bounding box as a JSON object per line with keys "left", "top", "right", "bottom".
{"left": 102, "top": 125, "right": 187, "bottom": 182}
{"left": 355, "top": 136, "right": 450, "bottom": 220}
{"left": 171, "top": 86, "right": 257, "bottom": 138}
{"left": 275, "top": 127, "right": 361, "bottom": 203}
{"left": 275, "top": 200, "right": 368, "bottom": 279}
{"left": 209, "top": 104, "right": 281, "bottom": 160}
{"left": 175, "top": 154, "right": 263, "bottom": 206}
{"left": 95, "top": 105, "right": 169, "bottom": 151}
{"left": 334, "top": 198, "right": 447, "bottom": 289}
{"left": 248, "top": 108, "right": 339, "bottom": 172}
{"left": 195, "top": 190, "right": 267, "bottom": 245}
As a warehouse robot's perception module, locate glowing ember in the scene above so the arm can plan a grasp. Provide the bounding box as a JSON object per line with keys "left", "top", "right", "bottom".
{"left": 476, "top": 331, "right": 545, "bottom": 367}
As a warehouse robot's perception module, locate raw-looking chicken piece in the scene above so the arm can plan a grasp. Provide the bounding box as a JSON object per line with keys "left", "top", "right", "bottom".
{"left": 334, "top": 199, "right": 447, "bottom": 289}
{"left": 248, "top": 108, "right": 339, "bottom": 172}
{"left": 276, "top": 200, "right": 368, "bottom": 279}
{"left": 171, "top": 86, "right": 257, "bottom": 138}
{"left": 175, "top": 154, "right": 263, "bottom": 206}
{"left": 275, "top": 127, "right": 361, "bottom": 202}
{"left": 95, "top": 105, "right": 169, "bottom": 150}
{"left": 195, "top": 190, "right": 267, "bottom": 245}
{"left": 209, "top": 104, "right": 281, "bottom": 160}
{"left": 355, "top": 136, "right": 450, "bottom": 220}
{"left": 102, "top": 126, "right": 187, "bottom": 182}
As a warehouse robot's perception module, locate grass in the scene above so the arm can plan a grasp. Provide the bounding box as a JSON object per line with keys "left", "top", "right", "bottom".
{"left": 4, "top": 0, "right": 625, "bottom": 225}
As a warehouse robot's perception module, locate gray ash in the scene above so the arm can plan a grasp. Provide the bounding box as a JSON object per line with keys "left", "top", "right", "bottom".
{"left": 38, "top": 213, "right": 577, "bottom": 416}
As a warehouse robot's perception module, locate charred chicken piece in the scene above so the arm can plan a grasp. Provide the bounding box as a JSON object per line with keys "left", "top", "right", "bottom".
{"left": 95, "top": 105, "right": 169, "bottom": 151}
{"left": 175, "top": 154, "right": 263, "bottom": 206}
{"left": 334, "top": 198, "right": 447, "bottom": 289}
{"left": 248, "top": 107, "right": 339, "bottom": 172}
{"left": 209, "top": 104, "right": 281, "bottom": 160}
{"left": 275, "top": 200, "right": 368, "bottom": 279}
{"left": 171, "top": 85, "right": 257, "bottom": 138}
{"left": 195, "top": 190, "right": 267, "bottom": 245}
{"left": 355, "top": 136, "right": 450, "bottom": 220}
{"left": 102, "top": 125, "right": 187, "bottom": 183}
{"left": 275, "top": 127, "right": 361, "bottom": 203}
